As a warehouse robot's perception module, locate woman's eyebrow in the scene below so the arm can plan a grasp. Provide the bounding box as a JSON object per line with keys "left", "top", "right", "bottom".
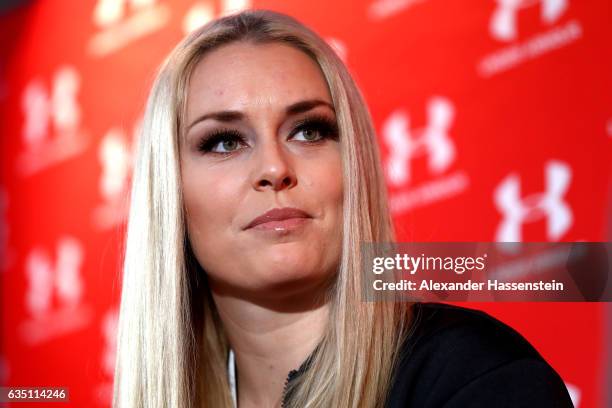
{"left": 186, "top": 98, "right": 335, "bottom": 131}
{"left": 285, "top": 99, "right": 335, "bottom": 116}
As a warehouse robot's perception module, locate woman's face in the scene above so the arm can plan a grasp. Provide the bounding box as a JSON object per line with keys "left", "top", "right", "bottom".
{"left": 181, "top": 41, "right": 343, "bottom": 302}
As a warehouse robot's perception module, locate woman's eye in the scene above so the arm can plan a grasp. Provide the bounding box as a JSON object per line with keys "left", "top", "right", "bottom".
{"left": 293, "top": 127, "right": 324, "bottom": 142}
{"left": 214, "top": 138, "right": 241, "bottom": 152}
{"left": 198, "top": 131, "right": 246, "bottom": 154}
{"left": 291, "top": 118, "right": 339, "bottom": 143}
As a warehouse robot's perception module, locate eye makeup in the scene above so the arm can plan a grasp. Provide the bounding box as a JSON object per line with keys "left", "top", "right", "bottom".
{"left": 196, "top": 128, "right": 247, "bottom": 154}
{"left": 196, "top": 114, "right": 339, "bottom": 155}
{"left": 290, "top": 114, "right": 339, "bottom": 141}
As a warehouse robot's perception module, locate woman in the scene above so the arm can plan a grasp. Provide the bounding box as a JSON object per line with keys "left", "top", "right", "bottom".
{"left": 113, "top": 9, "right": 574, "bottom": 408}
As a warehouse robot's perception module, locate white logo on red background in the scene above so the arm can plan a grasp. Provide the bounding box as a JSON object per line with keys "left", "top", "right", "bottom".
{"left": 96, "top": 308, "right": 118, "bottom": 405}
{"left": 18, "top": 66, "right": 89, "bottom": 176}
{"left": 93, "top": 123, "right": 139, "bottom": 229}
{"left": 384, "top": 97, "right": 455, "bottom": 186}
{"left": 183, "top": 0, "right": 251, "bottom": 34}
{"left": 491, "top": 0, "right": 568, "bottom": 41}
{"left": 478, "top": 0, "right": 581, "bottom": 77}
{"left": 382, "top": 96, "right": 469, "bottom": 214}
{"left": 368, "top": 0, "right": 426, "bottom": 20}
{"left": 494, "top": 160, "right": 573, "bottom": 242}
{"left": 20, "top": 237, "right": 92, "bottom": 345}
{"left": 89, "top": 0, "right": 171, "bottom": 57}
{"left": 101, "top": 309, "right": 118, "bottom": 378}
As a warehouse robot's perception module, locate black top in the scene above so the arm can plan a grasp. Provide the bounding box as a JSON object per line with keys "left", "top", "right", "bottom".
{"left": 282, "top": 302, "right": 574, "bottom": 407}
{"left": 385, "top": 302, "right": 574, "bottom": 407}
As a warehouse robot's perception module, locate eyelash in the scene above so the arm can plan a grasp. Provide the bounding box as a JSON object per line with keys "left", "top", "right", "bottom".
{"left": 196, "top": 115, "right": 339, "bottom": 155}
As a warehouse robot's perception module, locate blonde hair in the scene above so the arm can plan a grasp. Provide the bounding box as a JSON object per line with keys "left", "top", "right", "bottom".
{"left": 113, "top": 9, "right": 413, "bottom": 408}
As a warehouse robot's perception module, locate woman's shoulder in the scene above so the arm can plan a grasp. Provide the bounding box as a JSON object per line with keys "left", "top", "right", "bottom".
{"left": 401, "top": 302, "right": 544, "bottom": 361}
{"left": 386, "top": 302, "right": 574, "bottom": 408}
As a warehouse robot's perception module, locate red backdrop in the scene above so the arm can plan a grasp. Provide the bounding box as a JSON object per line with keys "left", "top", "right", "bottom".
{"left": 0, "top": 0, "right": 610, "bottom": 407}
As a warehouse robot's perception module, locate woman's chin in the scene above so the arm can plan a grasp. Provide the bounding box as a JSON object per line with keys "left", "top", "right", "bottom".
{"left": 245, "top": 265, "right": 330, "bottom": 294}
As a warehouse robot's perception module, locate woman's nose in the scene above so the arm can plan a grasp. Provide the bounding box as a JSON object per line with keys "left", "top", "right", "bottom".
{"left": 251, "top": 138, "right": 297, "bottom": 192}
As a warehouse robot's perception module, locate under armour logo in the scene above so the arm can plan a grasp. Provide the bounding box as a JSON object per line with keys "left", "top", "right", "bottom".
{"left": 89, "top": 0, "right": 170, "bottom": 57}
{"left": 491, "top": 0, "right": 568, "bottom": 41}
{"left": 95, "top": 308, "right": 118, "bottom": 405}
{"left": 25, "top": 237, "right": 84, "bottom": 318}
{"left": 18, "top": 66, "right": 88, "bottom": 175}
{"left": 368, "top": 0, "right": 426, "bottom": 20}
{"left": 93, "top": 0, "right": 156, "bottom": 27}
{"left": 383, "top": 96, "right": 455, "bottom": 186}
{"left": 183, "top": 0, "right": 251, "bottom": 34}
{"left": 20, "top": 237, "right": 91, "bottom": 344}
{"left": 494, "top": 160, "right": 573, "bottom": 242}
{"left": 99, "top": 127, "right": 136, "bottom": 202}
{"left": 94, "top": 122, "right": 139, "bottom": 229}
{"left": 101, "top": 309, "right": 118, "bottom": 376}
{"left": 22, "top": 66, "right": 81, "bottom": 149}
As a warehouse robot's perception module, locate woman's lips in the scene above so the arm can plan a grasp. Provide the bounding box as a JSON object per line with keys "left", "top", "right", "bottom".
{"left": 249, "top": 217, "right": 311, "bottom": 231}
{"left": 245, "top": 207, "right": 311, "bottom": 230}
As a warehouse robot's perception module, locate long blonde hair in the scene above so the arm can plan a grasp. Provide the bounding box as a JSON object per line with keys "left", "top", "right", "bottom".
{"left": 113, "top": 9, "right": 412, "bottom": 408}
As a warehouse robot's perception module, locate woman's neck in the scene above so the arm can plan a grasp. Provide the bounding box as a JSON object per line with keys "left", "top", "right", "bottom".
{"left": 211, "top": 288, "right": 329, "bottom": 408}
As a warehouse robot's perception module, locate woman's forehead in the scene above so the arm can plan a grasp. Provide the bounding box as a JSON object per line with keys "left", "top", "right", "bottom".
{"left": 186, "top": 42, "right": 333, "bottom": 120}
